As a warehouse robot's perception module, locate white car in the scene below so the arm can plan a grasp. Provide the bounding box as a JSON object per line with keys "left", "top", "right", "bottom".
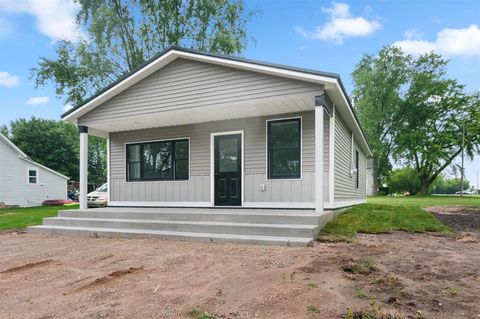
{"left": 87, "top": 183, "right": 108, "bottom": 207}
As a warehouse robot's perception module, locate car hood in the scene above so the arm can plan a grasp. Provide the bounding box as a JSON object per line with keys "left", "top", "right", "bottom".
{"left": 87, "top": 191, "right": 108, "bottom": 197}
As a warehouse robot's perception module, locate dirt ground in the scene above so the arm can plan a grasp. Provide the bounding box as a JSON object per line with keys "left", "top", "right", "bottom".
{"left": 425, "top": 205, "right": 480, "bottom": 232}
{"left": 0, "top": 224, "right": 478, "bottom": 319}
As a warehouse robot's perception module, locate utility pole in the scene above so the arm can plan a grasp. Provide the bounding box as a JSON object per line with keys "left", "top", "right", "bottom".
{"left": 460, "top": 124, "right": 465, "bottom": 197}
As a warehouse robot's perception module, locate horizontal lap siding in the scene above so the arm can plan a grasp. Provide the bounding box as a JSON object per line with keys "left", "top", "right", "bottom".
{"left": 79, "top": 58, "right": 322, "bottom": 125}
{"left": 109, "top": 111, "right": 317, "bottom": 203}
{"left": 334, "top": 114, "right": 366, "bottom": 201}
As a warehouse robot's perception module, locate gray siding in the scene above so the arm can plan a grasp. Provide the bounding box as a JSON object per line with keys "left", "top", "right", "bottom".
{"left": 79, "top": 58, "right": 322, "bottom": 126}
{"left": 333, "top": 113, "right": 367, "bottom": 201}
{"left": 109, "top": 111, "right": 325, "bottom": 204}
{"left": 0, "top": 140, "right": 67, "bottom": 207}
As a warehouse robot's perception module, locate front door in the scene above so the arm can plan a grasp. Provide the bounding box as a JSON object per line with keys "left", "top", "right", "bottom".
{"left": 214, "top": 134, "right": 242, "bottom": 206}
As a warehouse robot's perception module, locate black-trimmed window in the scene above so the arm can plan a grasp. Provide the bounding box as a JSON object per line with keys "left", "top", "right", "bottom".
{"left": 355, "top": 150, "right": 359, "bottom": 188}
{"left": 126, "top": 139, "right": 189, "bottom": 181}
{"left": 267, "top": 118, "right": 301, "bottom": 179}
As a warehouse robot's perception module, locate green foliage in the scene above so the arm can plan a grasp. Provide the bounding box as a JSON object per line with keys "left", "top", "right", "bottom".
{"left": 318, "top": 203, "right": 451, "bottom": 241}
{"left": 387, "top": 167, "right": 420, "bottom": 194}
{"left": 353, "top": 46, "right": 480, "bottom": 195}
{"left": 306, "top": 305, "right": 319, "bottom": 313}
{"left": 0, "top": 205, "right": 79, "bottom": 230}
{"left": 355, "top": 287, "right": 369, "bottom": 299}
{"left": 432, "top": 175, "right": 470, "bottom": 194}
{"left": 3, "top": 118, "right": 106, "bottom": 185}
{"left": 32, "top": 0, "right": 257, "bottom": 105}
{"left": 352, "top": 46, "right": 410, "bottom": 191}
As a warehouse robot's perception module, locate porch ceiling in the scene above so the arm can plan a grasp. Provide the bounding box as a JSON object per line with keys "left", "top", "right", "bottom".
{"left": 81, "top": 94, "right": 315, "bottom": 135}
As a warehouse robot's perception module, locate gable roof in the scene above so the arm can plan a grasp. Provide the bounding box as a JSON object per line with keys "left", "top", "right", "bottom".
{"left": 62, "top": 46, "right": 371, "bottom": 155}
{"left": 0, "top": 133, "right": 69, "bottom": 180}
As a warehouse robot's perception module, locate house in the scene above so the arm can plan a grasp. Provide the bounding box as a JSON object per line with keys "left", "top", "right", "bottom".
{"left": 0, "top": 133, "right": 68, "bottom": 207}
{"left": 29, "top": 47, "right": 371, "bottom": 245}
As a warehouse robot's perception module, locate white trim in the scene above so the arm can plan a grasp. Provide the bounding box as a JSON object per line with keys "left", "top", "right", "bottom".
{"left": 26, "top": 167, "right": 39, "bottom": 185}
{"left": 324, "top": 199, "right": 366, "bottom": 209}
{"left": 79, "top": 131, "right": 88, "bottom": 210}
{"left": 1, "top": 133, "right": 27, "bottom": 157}
{"left": 62, "top": 49, "right": 370, "bottom": 156}
{"left": 210, "top": 130, "right": 244, "bottom": 207}
{"left": 107, "top": 137, "right": 111, "bottom": 206}
{"left": 109, "top": 201, "right": 211, "bottom": 207}
{"left": 124, "top": 136, "right": 191, "bottom": 183}
{"left": 243, "top": 202, "right": 315, "bottom": 209}
{"left": 315, "top": 106, "right": 324, "bottom": 213}
{"left": 329, "top": 104, "right": 335, "bottom": 205}
{"left": 265, "top": 116, "right": 303, "bottom": 181}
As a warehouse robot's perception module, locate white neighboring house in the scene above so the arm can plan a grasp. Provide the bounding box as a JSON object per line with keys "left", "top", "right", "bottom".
{"left": 0, "top": 133, "right": 69, "bottom": 207}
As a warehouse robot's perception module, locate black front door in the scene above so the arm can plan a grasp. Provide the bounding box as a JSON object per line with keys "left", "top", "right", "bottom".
{"left": 214, "top": 134, "right": 242, "bottom": 206}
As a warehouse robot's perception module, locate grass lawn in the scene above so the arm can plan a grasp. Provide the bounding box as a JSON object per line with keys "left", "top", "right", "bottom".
{"left": 319, "top": 195, "right": 480, "bottom": 241}
{"left": 0, "top": 205, "right": 79, "bottom": 230}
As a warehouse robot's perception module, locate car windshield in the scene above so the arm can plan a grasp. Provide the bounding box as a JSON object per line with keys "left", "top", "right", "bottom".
{"left": 96, "top": 183, "right": 108, "bottom": 192}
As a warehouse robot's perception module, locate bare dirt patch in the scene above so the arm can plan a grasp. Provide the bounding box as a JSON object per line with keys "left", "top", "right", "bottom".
{"left": 0, "top": 232, "right": 478, "bottom": 318}
{"left": 1, "top": 259, "right": 53, "bottom": 273}
{"left": 425, "top": 205, "right": 480, "bottom": 232}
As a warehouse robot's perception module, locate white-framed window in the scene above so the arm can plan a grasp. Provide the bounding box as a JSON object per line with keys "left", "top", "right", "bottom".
{"left": 27, "top": 168, "right": 38, "bottom": 184}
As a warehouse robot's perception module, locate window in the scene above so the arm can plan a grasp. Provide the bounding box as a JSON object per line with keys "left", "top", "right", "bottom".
{"left": 126, "top": 139, "right": 189, "bottom": 181}
{"left": 267, "top": 118, "right": 301, "bottom": 179}
{"left": 355, "top": 150, "right": 359, "bottom": 189}
{"left": 28, "top": 169, "right": 38, "bottom": 184}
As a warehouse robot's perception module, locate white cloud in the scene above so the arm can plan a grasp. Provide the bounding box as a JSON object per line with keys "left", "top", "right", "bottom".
{"left": 0, "top": 71, "right": 19, "bottom": 87}
{"left": 295, "top": 2, "right": 381, "bottom": 44}
{"left": 394, "top": 24, "right": 480, "bottom": 57}
{"left": 63, "top": 103, "right": 73, "bottom": 112}
{"left": 26, "top": 96, "right": 50, "bottom": 106}
{"left": 0, "top": 0, "right": 82, "bottom": 42}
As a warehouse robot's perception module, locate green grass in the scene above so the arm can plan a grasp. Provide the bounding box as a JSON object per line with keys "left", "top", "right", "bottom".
{"left": 319, "top": 201, "right": 451, "bottom": 242}
{"left": 0, "top": 205, "right": 79, "bottom": 230}
{"left": 368, "top": 195, "right": 480, "bottom": 208}
{"left": 186, "top": 309, "right": 211, "bottom": 319}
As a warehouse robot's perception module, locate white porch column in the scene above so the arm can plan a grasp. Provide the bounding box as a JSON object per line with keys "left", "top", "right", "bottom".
{"left": 79, "top": 126, "right": 88, "bottom": 210}
{"left": 314, "top": 100, "right": 324, "bottom": 214}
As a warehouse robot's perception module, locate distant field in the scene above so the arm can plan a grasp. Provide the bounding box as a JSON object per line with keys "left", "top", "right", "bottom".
{"left": 0, "top": 205, "right": 79, "bottom": 230}
{"left": 368, "top": 195, "right": 480, "bottom": 208}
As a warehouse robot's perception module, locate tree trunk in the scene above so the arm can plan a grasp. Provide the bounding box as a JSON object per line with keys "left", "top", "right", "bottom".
{"left": 419, "top": 177, "right": 430, "bottom": 194}
{"left": 372, "top": 156, "right": 379, "bottom": 194}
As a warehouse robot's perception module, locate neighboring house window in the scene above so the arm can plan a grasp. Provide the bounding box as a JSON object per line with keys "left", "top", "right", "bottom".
{"left": 355, "top": 150, "right": 359, "bottom": 189}
{"left": 126, "top": 139, "right": 189, "bottom": 181}
{"left": 267, "top": 118, "right": 301, "bottom": 179}
{"left": 28, "top": 169, "right": 38, "bottom": 184}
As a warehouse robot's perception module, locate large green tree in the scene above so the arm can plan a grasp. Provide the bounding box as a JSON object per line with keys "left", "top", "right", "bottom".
{"left": 352, "top": 46, "right": 410, "bottom": 193}
{"left": 32, "top": 0, "right": 256, "bottom": 104}
{"left": 393, "top": 55, "right": 480, "bottom": 194}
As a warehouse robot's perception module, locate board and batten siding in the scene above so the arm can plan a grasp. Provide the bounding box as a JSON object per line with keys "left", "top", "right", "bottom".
{"left": 0, "top": 140, "right": 67, "bottom": 207}
{"left": 79, "top": 58, "right": 323, "bottom": 126}
{"left": 109, "top": 111, "right": 331, "bottom": 205}
{"left": 333, "top": 113, "right": 367, "bottom": 202}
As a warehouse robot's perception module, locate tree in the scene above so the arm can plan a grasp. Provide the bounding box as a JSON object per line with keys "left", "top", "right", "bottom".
{"left": 32, "top": 0, "right": 256, "bottom": 105}
{"left": 387, "top": 167, "right": 420, "bottom": 195}
{"left": 432, "top": 175, "right": 470, "bottom": 194}
{"left": 3, "top": 118, "right": 107, "bottom": 185}
{"left": 393, "top": 55, "right": 480, "bottom": 194}
{"left": 352, "top": 46, "right": 410, "bottom": 193}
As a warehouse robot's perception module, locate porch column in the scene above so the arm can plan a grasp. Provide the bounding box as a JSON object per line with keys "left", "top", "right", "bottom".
{"left": 79, "top": 126, "right": 88, "bottom": 210}
{"left": 314, "top": 97, "right": 325, "bottom": 214}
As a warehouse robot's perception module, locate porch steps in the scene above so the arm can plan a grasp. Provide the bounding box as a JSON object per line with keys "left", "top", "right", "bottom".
{"left": 27, "top": 208, "right": 320, "bottom": 246}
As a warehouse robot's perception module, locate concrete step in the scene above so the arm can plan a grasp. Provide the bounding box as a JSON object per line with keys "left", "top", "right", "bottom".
{"left": 42, "top": 217, "right": 318, "bottom": 238}
{"left": 27, "top": 225, "right": 313, "bottom": 246}
{"left": 58, "top": 208, "right": 319, "bottom": 225}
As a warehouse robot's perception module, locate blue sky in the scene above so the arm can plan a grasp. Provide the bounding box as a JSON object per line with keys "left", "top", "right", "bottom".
{"left": 0, "top": 0, "right": 479, "bottom": 186}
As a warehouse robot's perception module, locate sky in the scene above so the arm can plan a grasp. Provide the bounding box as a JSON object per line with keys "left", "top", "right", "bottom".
{"left": 0, "top": 0, "right": 479, "bottom": 187}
